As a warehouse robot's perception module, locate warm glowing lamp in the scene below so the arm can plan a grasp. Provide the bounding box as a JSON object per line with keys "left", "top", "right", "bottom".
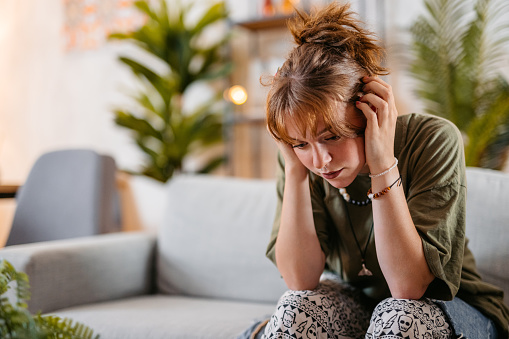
{"left": 228, "top": 85, "right": 248, "bottom": 105}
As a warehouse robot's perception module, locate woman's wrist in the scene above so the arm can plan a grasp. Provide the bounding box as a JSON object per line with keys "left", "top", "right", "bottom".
{"left": 284, "top": 162, "right": 309, "bottom": 181}
{"left": 369, "top": 157, "right": 398, "bottom": 178}
{"left": 370, "top": 166, "right": 401, "bottom": 194}
{"left": 368, "top": 156, "right": 397, "bottom": 177}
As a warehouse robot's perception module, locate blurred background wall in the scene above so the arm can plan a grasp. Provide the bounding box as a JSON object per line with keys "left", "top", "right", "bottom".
{"left": 0, "top": 0, "right": 508, "bottom": 184}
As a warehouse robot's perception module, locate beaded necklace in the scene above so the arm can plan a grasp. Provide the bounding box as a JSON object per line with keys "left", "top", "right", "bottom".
{"left": 339, "top": 187, "right": 372, "bottom": 206}
{"left": 339, "top": 188, "right": 374, "bottom": 276}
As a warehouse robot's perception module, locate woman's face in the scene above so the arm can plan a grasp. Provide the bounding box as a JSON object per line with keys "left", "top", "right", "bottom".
{"left": 286, "top": 105, "right": 369, "bottom": 188}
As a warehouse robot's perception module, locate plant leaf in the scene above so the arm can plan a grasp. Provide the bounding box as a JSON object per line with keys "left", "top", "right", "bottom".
{"left": 114, "top": 110, "right": 164, "bottom": 141}
{"left": 191, "top": 2, "right": 228, "bottom": 35}
{"left": 464, "top": 89, "right": 509, "bottom": 166}
{"left": 110, "top": 0, "right": 231, "bottom": 182}
{"left": 198, "top": 155, "right": 227, "bottom": 174}
{"left": 409, "top": 0, "right": 509, "bottom": 168}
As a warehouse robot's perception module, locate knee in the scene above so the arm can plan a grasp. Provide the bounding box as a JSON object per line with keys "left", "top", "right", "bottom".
{"left": 374, "top": 297, "right": 420, "bottom": 315}
{"left": 277, "top": 281, "right": 337, "bottom": 306}
{"left": 277, "top": 287, "right": 325, "bottom": 310}
{"left": 265, "top": 288, "right": 326, "bottom": 336}
{"left": 369, "top": 299, "right": 417, "bottom": 335}
{"left": 367, "top": 298, "right": 451, "bottom": 339}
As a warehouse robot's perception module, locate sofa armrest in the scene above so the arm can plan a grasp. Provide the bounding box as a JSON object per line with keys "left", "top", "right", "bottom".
{"left": 0, "top": 231, "right": 156, "bottom": 314}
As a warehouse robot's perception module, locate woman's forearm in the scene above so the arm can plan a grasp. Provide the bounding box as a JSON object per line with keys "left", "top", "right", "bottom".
{"left": 371, "top": 170, "right": 435, "bottom": 299}
{"left": 275, "top": 169, "right": 326, "bottom": 291}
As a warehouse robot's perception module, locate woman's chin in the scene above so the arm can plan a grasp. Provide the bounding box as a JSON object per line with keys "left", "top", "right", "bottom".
{"left": 323, "top": 175, "right": 356, "bottom": 189}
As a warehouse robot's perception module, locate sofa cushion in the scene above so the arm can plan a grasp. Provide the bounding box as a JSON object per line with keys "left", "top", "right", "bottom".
{"left": 465, "top": 167, "right": 509, "bottom": 304}
{"left": 157, "top": 175, "right": 287, "bottom": 303}
{"left": 128, "top": 174, "right": 167, "bottom": 231}
{"left": 53, "top": 295, "right": 275, "bottom": 339}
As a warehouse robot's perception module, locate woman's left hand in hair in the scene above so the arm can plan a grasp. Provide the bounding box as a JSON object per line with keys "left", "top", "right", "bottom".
{"left": 355, "top": 76, "right": 398, "bottom": 174}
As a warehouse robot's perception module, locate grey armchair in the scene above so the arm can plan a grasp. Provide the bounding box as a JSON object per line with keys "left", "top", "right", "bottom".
{"left": 6, "top": 149, "right": 121, "bottom": 246}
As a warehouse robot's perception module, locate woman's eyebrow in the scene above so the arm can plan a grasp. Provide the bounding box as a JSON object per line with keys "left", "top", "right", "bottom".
{"left": 317, "top": 128, "right": 331, "bottom": 136}
{"left": 290, "top": 137, "right": 305, "bottom": 144}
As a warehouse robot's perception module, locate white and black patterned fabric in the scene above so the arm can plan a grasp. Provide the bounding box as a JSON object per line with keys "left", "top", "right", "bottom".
{"left": 261, "top": 279, "right": 452, "bottom": 339}
{"left": 367, "top": 298, "right": 452, "bottom": 338}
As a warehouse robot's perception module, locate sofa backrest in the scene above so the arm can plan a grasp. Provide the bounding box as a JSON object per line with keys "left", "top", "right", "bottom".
{"left": 156, "top": 168, "right": 509, "bottom": 305}
{"left": 157, "top": 174, "right": 287, "bottom": 303}
{"left": 465, "top": 167, "right": 509, "bottom": 304}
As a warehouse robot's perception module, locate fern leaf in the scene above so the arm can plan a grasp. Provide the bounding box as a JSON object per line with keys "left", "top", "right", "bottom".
{"left": 464, "top": 90, "right": 509, "bottom": 166}
{"left": 410, "top": 0, "right": 509, "bottom": 168}
{"left": 37, "top": 314, "right": 100, "bottom": 339}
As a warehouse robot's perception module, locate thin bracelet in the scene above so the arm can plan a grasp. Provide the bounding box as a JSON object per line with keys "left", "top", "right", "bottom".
{"left": 369, "top": 157, "right": 398, "bottom": 178}
{"left": 367, "top": 176, "right": 402, "bottom": 200}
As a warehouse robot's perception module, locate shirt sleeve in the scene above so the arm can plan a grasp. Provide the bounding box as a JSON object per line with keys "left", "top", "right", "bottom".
{"left": 266, "top": 153, "right": 333, "bottom": 266}
{"left": 402, "top": 116, "right": 467, "bottom": 300}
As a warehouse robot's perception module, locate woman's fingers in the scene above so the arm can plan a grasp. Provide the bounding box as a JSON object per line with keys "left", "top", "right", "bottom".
{"left": 275, "top": 138, "right": 305, "bottom": 167}
{"left": 355, "top": 100, "right": 379, "bottom": 129}
{"left": 358, "top": 77, "right": 398, "bottom": 123}
{"left": 362, "top": 78, "right": 392, "bottom": 102}
{"left": 362, "top": 76, "right": 390, "bottom": 89}
{"left": 356, "top": 93, "right": 389, "bottom": 127}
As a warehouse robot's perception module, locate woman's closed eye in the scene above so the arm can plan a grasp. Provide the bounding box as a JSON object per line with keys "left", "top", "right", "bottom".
{"left": 325, "top": 135, "right": 341, "bottom": 141}
{"left": 291, "top": 142, "right": 307, "bottom": 149}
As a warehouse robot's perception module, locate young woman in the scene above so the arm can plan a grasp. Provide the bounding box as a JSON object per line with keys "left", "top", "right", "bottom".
{"left": 250, "top": 2, "right": 509, "bottom": 338}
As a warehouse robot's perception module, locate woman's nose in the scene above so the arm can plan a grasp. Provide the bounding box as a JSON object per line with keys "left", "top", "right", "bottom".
{"left": 313, "top": 146, "right": 332, "bottom": 170}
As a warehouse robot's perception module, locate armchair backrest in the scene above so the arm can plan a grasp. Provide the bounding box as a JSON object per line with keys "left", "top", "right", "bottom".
{"left": 6, "top": 149, "right": 121, "bottom": 246}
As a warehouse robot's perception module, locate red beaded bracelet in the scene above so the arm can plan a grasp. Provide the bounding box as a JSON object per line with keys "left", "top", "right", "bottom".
{"left": 367, "top": 176, "right": 402, "bottom": 200}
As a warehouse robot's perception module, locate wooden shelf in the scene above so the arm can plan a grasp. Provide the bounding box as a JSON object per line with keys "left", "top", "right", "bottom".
{"left": 0, "top": 185, "right": 19, "bottom": 199}
{"left": 235, "top": 15, "right": 294, "bottom": 31}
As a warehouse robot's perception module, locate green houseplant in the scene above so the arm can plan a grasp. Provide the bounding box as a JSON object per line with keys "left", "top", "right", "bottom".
{"left": 0, "top": 260, "right": 99, "bottom": 339}
{"left": 409, "top": 0, "right": 509, "bottom": 169}
{"left": 110, "top": 0, "right": 232, "bottom": 182}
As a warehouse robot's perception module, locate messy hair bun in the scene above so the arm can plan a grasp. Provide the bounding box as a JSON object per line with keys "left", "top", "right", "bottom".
{"left": 266, "top": 2, "right": 388, "bottom": 144}
{"left": 289, "top": 3, "right": 387, "bottom": 76}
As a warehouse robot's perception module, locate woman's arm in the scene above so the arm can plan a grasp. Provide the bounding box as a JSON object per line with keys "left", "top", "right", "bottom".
{"left": 357, "top": 77, "right": 435, "bottom": 299}
{"left": 274, "top": 143, "right": 326, "bottom": 291}
{"left": 370, "top": 168, "right": 435, "bottom": 299}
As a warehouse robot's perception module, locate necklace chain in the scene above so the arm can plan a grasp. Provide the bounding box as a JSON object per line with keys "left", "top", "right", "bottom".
{"left": 340, "top": 193, "right": 374, "bottom": 276}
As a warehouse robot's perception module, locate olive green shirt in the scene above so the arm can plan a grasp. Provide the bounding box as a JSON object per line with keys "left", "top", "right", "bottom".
{"left": 266, "top": 113, "right": 509, "bottom": 336}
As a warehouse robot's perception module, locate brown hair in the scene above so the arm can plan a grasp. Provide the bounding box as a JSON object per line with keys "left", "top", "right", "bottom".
{"left": 266, "top": 2, "right": 388, "bottom": 143}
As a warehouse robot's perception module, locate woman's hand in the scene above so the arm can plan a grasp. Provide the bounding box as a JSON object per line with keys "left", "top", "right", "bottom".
{"left": 270, "top": 131, "right": 309, "bottom": 179}
{"left": 355, "top": 76, "right": 398, "bottom": 175}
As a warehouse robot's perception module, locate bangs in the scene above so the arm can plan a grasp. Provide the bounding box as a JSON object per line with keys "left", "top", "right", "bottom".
{"left": 266, "top": 80, "right": 365, "bottom": 144}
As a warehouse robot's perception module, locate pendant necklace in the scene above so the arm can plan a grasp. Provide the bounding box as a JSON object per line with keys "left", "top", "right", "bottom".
{"left": 340, "top": 188, "right": 374, "bottom": 276}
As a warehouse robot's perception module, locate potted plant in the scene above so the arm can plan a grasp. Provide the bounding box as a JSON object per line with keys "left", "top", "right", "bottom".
{"left": 110, "top": 0, "right": 233, "bottom": 182}
{"left": 0, "top": 260, "right": 99, "bottom": 339}
{"left": 409, "top": 0, "right": 509, "bottom": 169}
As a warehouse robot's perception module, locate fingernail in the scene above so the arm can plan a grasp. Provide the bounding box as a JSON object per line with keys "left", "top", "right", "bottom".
{"left": 356, "top": 101, "right": 362, "bottom": 106}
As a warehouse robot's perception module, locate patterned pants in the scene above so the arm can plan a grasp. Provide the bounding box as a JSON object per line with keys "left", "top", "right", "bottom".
{"left": 261, "top": 279, "right": 452, "bottom": 339}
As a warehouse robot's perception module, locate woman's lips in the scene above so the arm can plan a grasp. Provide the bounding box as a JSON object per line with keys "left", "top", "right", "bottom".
{"left": 321, "top": 169, "right": 342, "bottom": 179}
